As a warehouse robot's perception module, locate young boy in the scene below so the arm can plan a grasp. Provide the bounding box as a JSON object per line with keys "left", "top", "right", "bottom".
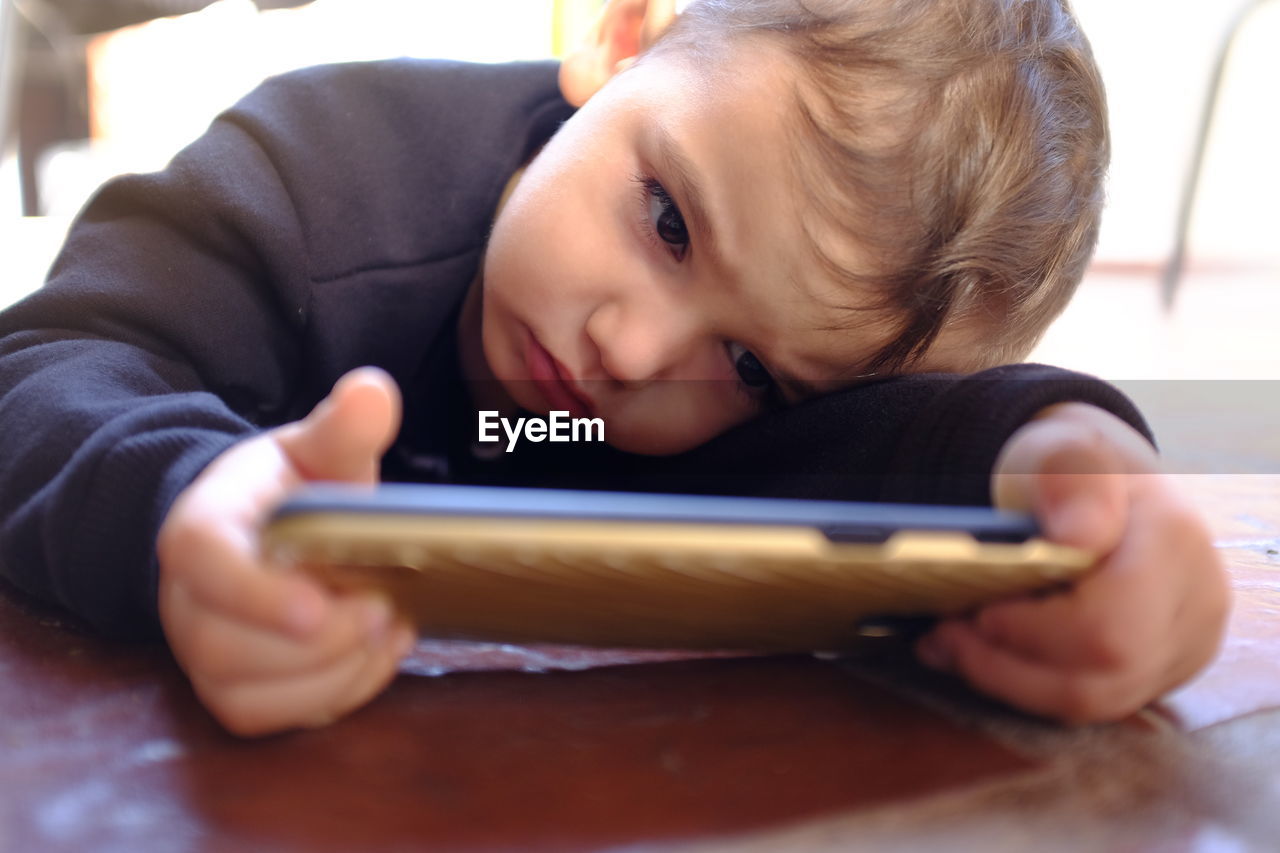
{"left": 0, "top": 0, "right": 1227, "bottom": 736}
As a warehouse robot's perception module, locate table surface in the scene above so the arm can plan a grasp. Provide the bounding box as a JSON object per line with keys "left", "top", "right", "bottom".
{"left": 1, "top": 473, "right": 1278, "bottom": 852}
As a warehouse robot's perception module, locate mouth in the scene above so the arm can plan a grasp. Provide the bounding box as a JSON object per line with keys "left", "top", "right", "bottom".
{"left": 523, "top": 328, "right": 597, "bottom": 419}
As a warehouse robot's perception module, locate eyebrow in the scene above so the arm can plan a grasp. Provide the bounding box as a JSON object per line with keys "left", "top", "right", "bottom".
{"left": 652, "top": 124, "right": 724, "bottom": 271}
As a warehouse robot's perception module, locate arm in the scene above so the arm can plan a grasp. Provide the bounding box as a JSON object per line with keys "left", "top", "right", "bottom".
{"left": 0, "top": 115, "right": 308, "bottom": 638}
{"left": 0, "top": 58, "right": 569, "bottom": 638}
{"left": 545, "top": 363, "right": 1158, "bottom": 506}
{"left": 1, "top": 59, "right": 569, "bottom": 735}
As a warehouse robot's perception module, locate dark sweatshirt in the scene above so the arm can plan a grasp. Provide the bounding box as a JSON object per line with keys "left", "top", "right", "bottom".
{"left": 0, "top": 58, "right": 1150, "bottom": 640}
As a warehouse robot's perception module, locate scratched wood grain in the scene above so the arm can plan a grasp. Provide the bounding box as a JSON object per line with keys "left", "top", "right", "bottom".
{"left": 1159, "top": 474, "right": 1280, "bottom": 730}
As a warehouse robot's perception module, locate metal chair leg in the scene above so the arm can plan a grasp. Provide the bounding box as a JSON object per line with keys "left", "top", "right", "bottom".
{"left": 1162, "top": 0, "right": 1275, "bottom": 308}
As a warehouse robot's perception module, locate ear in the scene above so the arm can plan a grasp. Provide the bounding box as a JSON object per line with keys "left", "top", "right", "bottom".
{"left": 558, "top": 0, "right": 678, "bottom": 107}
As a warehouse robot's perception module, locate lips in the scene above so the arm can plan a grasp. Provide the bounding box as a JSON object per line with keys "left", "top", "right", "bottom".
{"left": 523, "top": 328, "right": 596, "bottom": 419}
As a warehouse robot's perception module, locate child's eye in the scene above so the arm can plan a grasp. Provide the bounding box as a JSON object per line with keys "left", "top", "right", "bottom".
{"left": 727, "top": 341, "right": 773, "bottom": 389}
{"left": 633, "top": 175, "right": 689, "bottom": 261}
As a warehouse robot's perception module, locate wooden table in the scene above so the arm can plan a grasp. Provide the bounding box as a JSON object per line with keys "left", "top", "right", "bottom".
{"left": 2, "top": 473, "right": 1278, "bottom": 852}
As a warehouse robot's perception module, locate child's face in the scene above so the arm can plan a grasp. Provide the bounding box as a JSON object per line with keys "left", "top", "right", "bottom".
{"left": 475, "top": 44, "right": 948, "bottom": 455}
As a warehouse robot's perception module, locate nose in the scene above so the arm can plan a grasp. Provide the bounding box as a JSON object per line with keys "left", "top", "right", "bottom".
{"left": 584, "top": 291, "right": 703, "bottom": 387}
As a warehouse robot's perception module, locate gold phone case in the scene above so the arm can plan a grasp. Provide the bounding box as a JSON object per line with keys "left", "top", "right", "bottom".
{"left": 262, "top": 484, "right": 1092, "bottom": 651}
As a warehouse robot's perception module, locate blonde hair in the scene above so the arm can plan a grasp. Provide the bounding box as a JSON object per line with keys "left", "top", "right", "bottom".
{"left": 652, "top": 0, "right": 1109, "bottom": 374}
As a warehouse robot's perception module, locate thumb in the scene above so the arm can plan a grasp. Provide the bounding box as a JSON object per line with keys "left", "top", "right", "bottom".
{"left": 274, "top": 367, "right": 403, "bottom": 483}
{"left": 993, "top": 417, "right": 1129, "bottom": 557}
{"left": 1030, "top": 440, "right": 1129, "bottom": 556}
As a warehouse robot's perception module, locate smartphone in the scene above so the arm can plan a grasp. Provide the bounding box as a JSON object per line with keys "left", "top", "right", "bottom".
{"left": 262, "top": 483, "right": 1092, "bottom": 651}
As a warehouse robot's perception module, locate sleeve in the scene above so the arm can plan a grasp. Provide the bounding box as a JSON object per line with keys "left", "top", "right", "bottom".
{"left": 876, "top": 363, "right": 1156, "bottom": 505}
{"left": 0, "top": 94, "right": 310, "bottom": 640}
{"left": 526, "top": 363, "right": 1155, "bottom": 506}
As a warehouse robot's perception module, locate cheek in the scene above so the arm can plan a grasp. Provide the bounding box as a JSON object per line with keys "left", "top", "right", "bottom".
{"left": 484, "top": 179, "right": 612, "bottom": 321}
{"left": 484, "top": 196, "right": 560, "bottom": 302}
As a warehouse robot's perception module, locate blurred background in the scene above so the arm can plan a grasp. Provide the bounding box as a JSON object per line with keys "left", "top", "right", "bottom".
{"left": 1, "top": 0, "right": 1277, "bottom": 385}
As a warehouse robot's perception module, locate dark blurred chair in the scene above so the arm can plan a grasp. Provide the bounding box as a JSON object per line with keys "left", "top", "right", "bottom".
{"left": 1162, "top": 0, "right": 1278, "bottom": 307}
{"left": 0, "top": 0, "right": 313, "bottom": 216}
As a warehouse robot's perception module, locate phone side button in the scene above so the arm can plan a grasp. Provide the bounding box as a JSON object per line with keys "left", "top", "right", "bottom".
{"left": 821, "top": 525, "right": 894, "bottom": 544}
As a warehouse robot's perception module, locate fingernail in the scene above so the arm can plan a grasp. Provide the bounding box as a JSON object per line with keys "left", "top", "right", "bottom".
{"left": 362, "top": 595, "right": 393, "bottom": 641}
{"left": 917, "top": 634, "right": 954, "bottom": 671}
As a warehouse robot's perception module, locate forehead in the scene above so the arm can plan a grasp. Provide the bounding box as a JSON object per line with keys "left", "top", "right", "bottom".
{"left": 616, "top": 44, "right": 889, "bottom": 387}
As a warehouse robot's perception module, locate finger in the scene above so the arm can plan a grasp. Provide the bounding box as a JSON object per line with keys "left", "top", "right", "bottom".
{"left": 198, "top": 617, "right": 414, "bottom": 737}
{"left": 969, "top": 592, "right": 1099, "bottom": 667}
{"left": 164, "top": 519, "right": 334, "bottom": 640}
{"left": 1031, "top": 440, "right": 1129, "bottom": 555}
{"left": 967, "top": 481, "right": 1171, "bottom": 669}
{"left": 967, "top": 584, "right": 1160, "bottom": 672}
{"left": 918, "top": 620, "right": 1151, "bottom": 724}
{"left": 991, "top": 414, "right": 1131, "bottom": 556}
{"left": 168, "top": 588, "right": 396, "bottom": 686}
{"left": 195, "top": 635, "right": 380, "bottom": 736}
{"left": 323, "top": 618, "right": 418, "bottom": 723}
{"left": 274, "top": 366, "right": 403, "bottom": 483}
{"left": 962, "top": 477, "right": 1231, "bottom": 692}
{"left": 1148, "top": 490, "right": 1234, "bottom": 690}
{"left": 938, "top": 490, "right": 1199, "bottom": 676}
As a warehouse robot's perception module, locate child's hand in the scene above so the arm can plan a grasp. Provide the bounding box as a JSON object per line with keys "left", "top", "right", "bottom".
{"left": 915, "top": 403, "right": 1230, "bottom": 724}
{"left": 156, "top": 367, "right": 417, "bottom": 737}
